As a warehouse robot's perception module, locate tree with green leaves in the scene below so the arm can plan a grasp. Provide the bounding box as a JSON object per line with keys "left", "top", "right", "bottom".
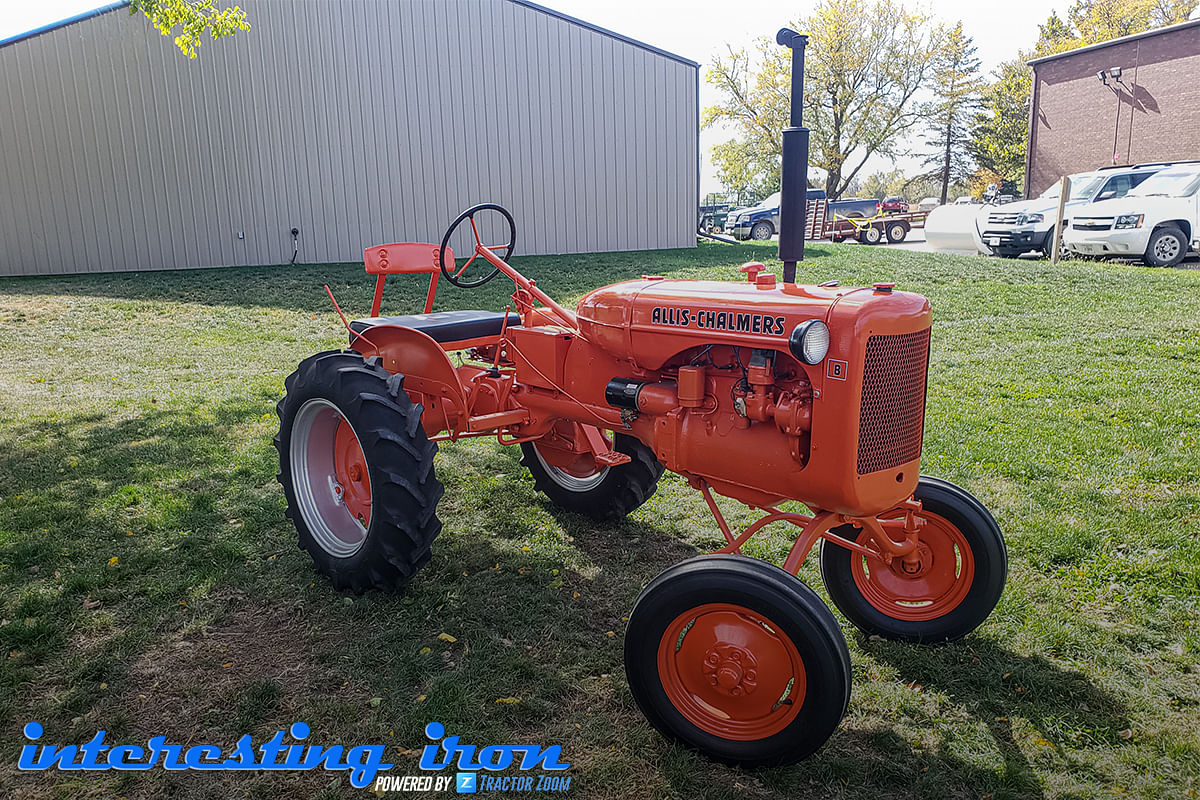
{"left": 968, "top": 59, "right": 1029, "bottom": 196}
{"left": 130, "top": 0, "right": 249, "bottom": 58}
{"left": 920, "top": 22, "right": 982, "bottom": 204}
{"left": 705, "top": 0, "right": 943, "bottom": 199}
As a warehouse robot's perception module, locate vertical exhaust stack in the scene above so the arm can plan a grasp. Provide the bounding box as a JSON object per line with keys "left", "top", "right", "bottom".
{"left": 776, "top": 29, "right": 810, "bottom": 284}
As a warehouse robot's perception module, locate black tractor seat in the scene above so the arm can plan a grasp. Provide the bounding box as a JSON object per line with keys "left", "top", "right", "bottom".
{"left": 349, "top": 309, "right": 521, "bottom": 343}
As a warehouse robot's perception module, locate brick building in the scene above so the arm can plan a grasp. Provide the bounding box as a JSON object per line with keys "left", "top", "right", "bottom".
{"left": 1025, "top": 18, "right": 1200, "bottom": 197}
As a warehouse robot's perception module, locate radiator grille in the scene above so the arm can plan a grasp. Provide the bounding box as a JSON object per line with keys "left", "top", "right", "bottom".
{"left": 857, "top": 329, "right": 931, "bottom": 474}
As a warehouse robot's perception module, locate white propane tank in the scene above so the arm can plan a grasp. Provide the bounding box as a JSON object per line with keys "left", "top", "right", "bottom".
{"left": 924, "top": 205, "right": 983, "bottom": 254}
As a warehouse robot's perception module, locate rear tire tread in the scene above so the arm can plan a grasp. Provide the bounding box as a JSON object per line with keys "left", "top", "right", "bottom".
{"left": 276, "top": 350, "right": 443, "bottom": 595}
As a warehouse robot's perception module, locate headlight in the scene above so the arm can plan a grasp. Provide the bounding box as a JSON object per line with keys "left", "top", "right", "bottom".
{"left": 1017, "top": 212, "right": 1044, "bottom": 225}
{"left": 1115, "top": 214, "right": 1144, "bottom": 229}
{"left": 789, "top": 320, "right": 830, "bottom": 365}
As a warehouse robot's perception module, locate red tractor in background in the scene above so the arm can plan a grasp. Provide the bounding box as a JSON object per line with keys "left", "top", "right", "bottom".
{"left": 275, "top": 30, "right": 1006, "bottom": 766}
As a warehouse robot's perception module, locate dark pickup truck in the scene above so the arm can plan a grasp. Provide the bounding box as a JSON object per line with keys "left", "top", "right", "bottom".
{"left": 724, "top": 190, "right": 878, "bottom": 240}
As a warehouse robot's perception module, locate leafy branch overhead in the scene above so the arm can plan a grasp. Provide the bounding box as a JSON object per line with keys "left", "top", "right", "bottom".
{"left": 129, "top": 0, "right": 250, "bottom": 59}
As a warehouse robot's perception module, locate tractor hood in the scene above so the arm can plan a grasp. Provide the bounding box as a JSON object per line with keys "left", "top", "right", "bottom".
{"left": 576, "top": 276, "right": 931, "bottom": 370}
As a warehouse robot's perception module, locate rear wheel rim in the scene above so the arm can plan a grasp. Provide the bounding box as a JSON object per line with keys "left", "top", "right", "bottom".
{"left": 657, "top": 603, "right": 806, "bottom": 740}
{"left": 851, "top": 511, "right": 974, "bottom": 621}
{"left": 290, "top": 398, "right": 371, "bottom": 558}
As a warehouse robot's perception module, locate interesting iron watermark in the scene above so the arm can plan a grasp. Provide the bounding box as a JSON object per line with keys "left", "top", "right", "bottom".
{"left": 18, "top": 719, "right": 572, "bottom": 793}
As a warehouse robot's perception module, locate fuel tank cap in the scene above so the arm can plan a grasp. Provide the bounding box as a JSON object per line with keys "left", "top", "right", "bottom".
{"left": 873, "top": 282, "right": 896, "bottom": 294}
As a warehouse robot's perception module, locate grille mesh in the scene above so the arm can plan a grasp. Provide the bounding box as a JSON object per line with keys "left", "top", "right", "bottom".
{"left": 857, "top": 329, "right": 931, "bottom": 474}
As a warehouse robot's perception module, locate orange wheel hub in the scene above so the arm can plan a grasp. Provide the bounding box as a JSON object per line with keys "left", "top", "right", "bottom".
{"left": 853, "top": 511, "right": 973, "bottom": 621}
{"left": 656, "top": 603, "right": 806, "bottom": 740}
{"left": 333, "top": 420, "right": 372, "bottom": 527}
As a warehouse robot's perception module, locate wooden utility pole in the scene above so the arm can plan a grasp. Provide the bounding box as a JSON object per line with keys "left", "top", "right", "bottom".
{"left": 1050, "top": 175, "right": 1071, "bottom": 265}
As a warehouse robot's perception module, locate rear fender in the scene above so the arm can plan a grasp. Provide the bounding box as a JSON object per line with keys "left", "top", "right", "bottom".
{"left": 350, "top": 325, "right": 468, "bottom": 434}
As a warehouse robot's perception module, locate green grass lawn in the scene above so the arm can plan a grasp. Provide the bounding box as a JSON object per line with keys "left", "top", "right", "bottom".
{"left": 1, "top": 242, "right": 1199, "bottom": 799}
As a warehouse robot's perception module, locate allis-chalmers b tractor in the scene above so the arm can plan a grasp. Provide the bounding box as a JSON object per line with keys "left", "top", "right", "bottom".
{"left": 276, "top": 30, "right": 1005, "bottom": 766}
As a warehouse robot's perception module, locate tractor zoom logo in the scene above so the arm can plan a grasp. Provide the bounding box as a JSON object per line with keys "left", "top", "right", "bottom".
{"left": 651, "top": 306, "right": 787, "bottom": 336}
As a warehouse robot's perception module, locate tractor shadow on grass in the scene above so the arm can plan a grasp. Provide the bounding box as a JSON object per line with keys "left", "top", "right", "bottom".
{"left": 860, "top": 634, "right": 1132, "bottom": 798}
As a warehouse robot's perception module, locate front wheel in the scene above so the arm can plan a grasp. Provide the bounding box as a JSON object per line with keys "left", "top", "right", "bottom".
{"left": 1042, "top": 226, "right": 1071, "bottom": 260}
{"left": 1143, "top": 226, "right": 1187, "bottom": 267}
{"left": 819, "top": 476, "right": 1006, "bottom": 643}
{"left": 749, "top": 221, "right": 773, "bottom": 240}
{"left": 861, "top": 225, "right": 883, "bottom": 245}
{"left": 625, "top": 555, "right": 850, "bottom": 766}
{"left": 520, "top": 425, "right": 663, "bottom": 520}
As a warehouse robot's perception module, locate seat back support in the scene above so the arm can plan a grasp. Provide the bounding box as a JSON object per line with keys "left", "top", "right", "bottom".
{"left": 363, "top": 242, "right": 454, "bottom": 317}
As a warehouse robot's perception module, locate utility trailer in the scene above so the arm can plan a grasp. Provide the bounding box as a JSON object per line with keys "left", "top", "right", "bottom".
{"left": 824, "top": 210, "right": 929, "bottom": 245}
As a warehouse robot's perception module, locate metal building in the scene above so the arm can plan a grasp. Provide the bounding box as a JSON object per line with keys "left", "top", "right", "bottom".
{"left": 0, "top": 0, "right": 699, "bottom": 277}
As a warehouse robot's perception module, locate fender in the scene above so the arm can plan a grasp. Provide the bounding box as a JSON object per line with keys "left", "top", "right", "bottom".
{"left": 349, "top": 325, "right": 469, "bottom": 434}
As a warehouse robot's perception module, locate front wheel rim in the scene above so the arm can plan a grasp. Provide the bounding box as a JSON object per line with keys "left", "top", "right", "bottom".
{"left": 1154, "top": 235, "right": 1180, "bottom": 262}
{"left": 851, "top": 511, "right": 974, "bottom": 621}
{"left": 657, "top": 603, "right": 806, "bottom": 740}
{"left": 290, "top": 398, "right": 372, "bottom": 558}
{"left": 531, "top": 441, "right": 609, "bottom": 491}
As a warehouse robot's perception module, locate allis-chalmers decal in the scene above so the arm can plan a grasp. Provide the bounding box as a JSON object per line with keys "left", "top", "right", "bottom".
{"left": 651, "top": 306, "right": 787, "bottom": 336}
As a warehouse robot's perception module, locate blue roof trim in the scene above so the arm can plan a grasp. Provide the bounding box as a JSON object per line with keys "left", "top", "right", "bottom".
{"left": 509, "top": 0, "right": 699, "bottom": 68}
{"left": 0, "top": 1, "right": 129, "bottom": 50}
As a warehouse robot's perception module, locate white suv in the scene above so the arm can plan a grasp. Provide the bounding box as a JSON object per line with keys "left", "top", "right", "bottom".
{"left": 1065, "top": 164, "right": 1200, "bottom": 267}
{"left": 973, "top": 166, "right": 1162, "bottom": 259}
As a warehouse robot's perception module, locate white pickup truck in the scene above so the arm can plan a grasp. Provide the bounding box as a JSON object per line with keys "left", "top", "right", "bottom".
{"left": 1064, "top": 163, "right": 1200, "bottom": 267}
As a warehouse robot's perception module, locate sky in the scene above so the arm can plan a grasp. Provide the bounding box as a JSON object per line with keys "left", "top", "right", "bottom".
{"left": 1, "top": 0, "right": 1069, "bottom": 195}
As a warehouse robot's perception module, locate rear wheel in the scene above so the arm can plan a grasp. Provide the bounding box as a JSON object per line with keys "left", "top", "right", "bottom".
{"left": 885, "top": 222, "right": 907, "bottom": 243}
{"left": 520, "top": 424, "right": 663, "bottom": 520}
{"left": 625, "top": 555, "right": 850, "bottom": 766}
{"left": 819, "top": 477, "right": 1006, "bottom": 643}
{"left": 276, "top": 351, "right": 443, "bottom": 594}
{"left": 1143, "top": 226, "right": 1187, "bottom": 267}
{"left": 750, "top": 221, "right": 774, "bottom": 240}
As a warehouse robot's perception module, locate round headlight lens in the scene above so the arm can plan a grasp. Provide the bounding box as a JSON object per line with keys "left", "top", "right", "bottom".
{"left": 789, "top": 320, "right": 830, "bottom": 364}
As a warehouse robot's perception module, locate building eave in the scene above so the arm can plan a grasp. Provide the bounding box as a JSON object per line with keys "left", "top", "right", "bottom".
{"left": 1027, "top": 17, "right": 1200, "bottom": 67}
{"left": 509, "top": 0, "right": 699, "bottom": 69}
{"left": 0, "top": 2, "right": 130, "bottom": 50}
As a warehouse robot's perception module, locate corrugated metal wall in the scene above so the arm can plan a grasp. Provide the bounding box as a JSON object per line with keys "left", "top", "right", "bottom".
{"left": 0, "top": 0, "right": 698, "bottom": 277}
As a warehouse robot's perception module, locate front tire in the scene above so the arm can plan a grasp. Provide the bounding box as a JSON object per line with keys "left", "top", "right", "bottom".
{"left": 625, "top": 555, "right": 850, "bottom": 767}
{"left": 276, "top": 351, "right": 443, "bottom": 594}
{"left": 1042, "top": 226, "right": 1071, "bottom": 260}
{"left": 861, "top": 225, "right": 883, "bottom": 245}
{"left": 1143, "top": 226, "right": 1187, "bottom": 267}
{"left": 520, "top": 427, "right": 663, "bottom": 520}
{"left": 819, "top": 477, "right": 1006, "bottom": 643}
{"left": 749, "top": 221, "right": 773, "bottom": 240}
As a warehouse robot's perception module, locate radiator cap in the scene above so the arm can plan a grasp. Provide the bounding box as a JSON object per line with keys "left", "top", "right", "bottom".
{"left": 873, "top": 282, "right": 896, "bottom": 294}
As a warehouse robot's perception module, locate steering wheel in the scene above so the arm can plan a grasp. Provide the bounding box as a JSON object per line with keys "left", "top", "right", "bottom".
{"left": 438, "top": 203, "right": 517, "bottom": 289}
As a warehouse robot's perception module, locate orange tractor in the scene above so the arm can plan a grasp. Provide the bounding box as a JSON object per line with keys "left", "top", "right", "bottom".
{"left": 275, "top": 30, "right": 1005, "bottom": 766}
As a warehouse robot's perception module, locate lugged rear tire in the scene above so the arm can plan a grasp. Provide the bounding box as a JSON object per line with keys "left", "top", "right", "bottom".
{"left": 520, "top": 432, "right": 663, "bottom": 521}
{"left": 275, "top": 350, "right": 443, "bottom": 594}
